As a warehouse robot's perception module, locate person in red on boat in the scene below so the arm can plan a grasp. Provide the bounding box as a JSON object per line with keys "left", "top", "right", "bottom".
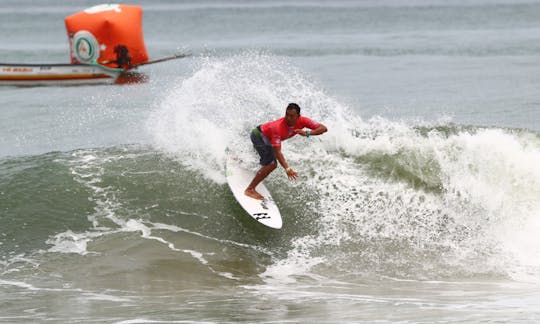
{"left": 245, "top": 103, "right": 328, "bottom": 200}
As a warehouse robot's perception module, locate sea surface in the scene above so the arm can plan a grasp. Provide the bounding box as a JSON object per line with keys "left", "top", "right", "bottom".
{"left": 1, "top": 0, "right": 540, "bottom": 322}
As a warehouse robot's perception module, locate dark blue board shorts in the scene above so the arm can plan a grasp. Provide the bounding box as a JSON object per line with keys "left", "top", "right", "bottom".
{"left": 251, "top": 126, "right": 276, "bottom": 166}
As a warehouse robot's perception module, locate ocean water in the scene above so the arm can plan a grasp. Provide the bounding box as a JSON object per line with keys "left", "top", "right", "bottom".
{"left": 1, "top": 0, "right": 540, "bottom": 322}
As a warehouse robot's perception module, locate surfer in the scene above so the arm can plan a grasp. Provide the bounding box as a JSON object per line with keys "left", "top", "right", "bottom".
{"left": 245, "top": 103, "right": 327, "bottom": 200}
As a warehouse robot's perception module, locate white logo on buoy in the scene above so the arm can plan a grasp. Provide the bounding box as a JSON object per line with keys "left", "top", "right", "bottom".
{"left": 84, "top": 4, "right": 121, "bottom": 14}
{"left": 72, "top": 31, "right": 99, "bottom": 63}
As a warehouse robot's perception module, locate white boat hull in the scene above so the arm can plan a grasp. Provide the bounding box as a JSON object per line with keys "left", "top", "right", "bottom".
{"left": 0, "top": 63, "right": 123, "bottom": 86}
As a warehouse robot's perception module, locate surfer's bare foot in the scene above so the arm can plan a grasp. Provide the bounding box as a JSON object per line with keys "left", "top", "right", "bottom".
{"left": 244, "top": 188, "right": 264, "bottom": 200}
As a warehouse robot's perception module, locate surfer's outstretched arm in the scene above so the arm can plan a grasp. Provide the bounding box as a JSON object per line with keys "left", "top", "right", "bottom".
{"left": 295, "top": 123, "right": 328, "bottom": 137}
{"left": 273, "top": 146, "right": 298, "bottom": 180}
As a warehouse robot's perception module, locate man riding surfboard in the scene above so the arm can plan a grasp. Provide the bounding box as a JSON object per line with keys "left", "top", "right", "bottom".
{"left": 245, "top": 103, "right": 328, "bottom": 200}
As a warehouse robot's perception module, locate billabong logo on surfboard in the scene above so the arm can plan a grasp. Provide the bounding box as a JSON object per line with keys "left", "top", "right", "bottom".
{"left": 253, "top": 213, "right": 270, "bottom": 220}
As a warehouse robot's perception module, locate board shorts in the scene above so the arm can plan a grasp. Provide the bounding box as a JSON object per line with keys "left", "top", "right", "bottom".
{"left": 251, "top": 126, "right": 276, "bottom": 166}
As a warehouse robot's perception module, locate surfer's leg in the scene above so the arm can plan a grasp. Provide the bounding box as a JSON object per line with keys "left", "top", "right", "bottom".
{"left": 246, "top": 131, "right": 277, "bottom": 199}
{"left": 245, "top": 162, "right": 277, "bottom": 200}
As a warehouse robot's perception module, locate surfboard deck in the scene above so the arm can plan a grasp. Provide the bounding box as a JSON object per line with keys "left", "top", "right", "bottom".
{"left": 225, "top": 153, "right": 282, "bottom": 229}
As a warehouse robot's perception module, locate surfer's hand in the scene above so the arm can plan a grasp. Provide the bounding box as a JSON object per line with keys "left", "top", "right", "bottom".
{"left": 294, "top": 129, "right": 307, "bottom": 136}
{"left": 286, "top": 167, "right": 298, "bottom": 180}
{"left": 295, "top": 129, "right": 312, "bottom": 138}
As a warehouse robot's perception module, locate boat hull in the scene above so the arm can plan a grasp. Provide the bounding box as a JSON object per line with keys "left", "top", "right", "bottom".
{"left": 0, "top": 63, "right": 123, "bottom": 86}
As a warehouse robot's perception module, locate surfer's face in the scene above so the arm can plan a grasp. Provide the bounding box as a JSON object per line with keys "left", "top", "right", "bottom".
{"left": 285, "top": 108, "right": 300, "bottom": 126}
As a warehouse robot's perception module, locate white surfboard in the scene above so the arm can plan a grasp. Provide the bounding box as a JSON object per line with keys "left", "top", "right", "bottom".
{"left": 225, "top": 153, "right": 283, "bottom": 229}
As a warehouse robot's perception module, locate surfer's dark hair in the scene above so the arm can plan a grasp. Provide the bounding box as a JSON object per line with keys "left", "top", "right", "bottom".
{"left": 286, "top": 103, "right": 301, "bottom": 115}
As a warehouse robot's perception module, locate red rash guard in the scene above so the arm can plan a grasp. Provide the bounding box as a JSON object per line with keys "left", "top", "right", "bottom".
{"left": 260, "top": 116, "right": 321, "bottom": 147}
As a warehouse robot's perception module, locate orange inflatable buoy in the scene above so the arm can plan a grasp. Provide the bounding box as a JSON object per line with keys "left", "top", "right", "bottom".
{"left": 65, "top": 4, "right": 148, "bottom": 70}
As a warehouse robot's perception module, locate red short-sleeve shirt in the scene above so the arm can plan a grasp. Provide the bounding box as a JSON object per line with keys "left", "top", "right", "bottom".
{"left": 260, "top": 116, "right": 320, "bottom": 147}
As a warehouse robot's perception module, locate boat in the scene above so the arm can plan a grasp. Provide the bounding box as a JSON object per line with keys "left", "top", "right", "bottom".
{"left": 1, "top": 4, "right": 186, "bottom": 87}
{"left": 0, "top": 63, "right": 124, "bottom": 86}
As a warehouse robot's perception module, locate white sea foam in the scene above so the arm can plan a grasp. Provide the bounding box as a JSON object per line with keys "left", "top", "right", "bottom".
{"left": 0, "top": 279, "right": 39, "bottom": 290}
{"left": 147, "top": 52, "right": 344, "bottom": 182}
{"left": 260, "top": 237, "right": 326, "bottom": 284}
{"left": 80, "top": 292, "right": 131, "bottom": 302}
{"left": 47, "top": 230, "right": 95, "bottom": 255}
{"left": 435, "top": 129, "right": 540, "bottom": 281}
{"left": 0, "top": 279, "right": 79, "bottom": 292}
{"left": 124, "top": 219, "right": 209, "bottom": 265}
{"left": 114, "top": 320, "right": 217, "bottom": 324}
{"left": 299, "top": 124, "right": 540, "bottom": 281}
